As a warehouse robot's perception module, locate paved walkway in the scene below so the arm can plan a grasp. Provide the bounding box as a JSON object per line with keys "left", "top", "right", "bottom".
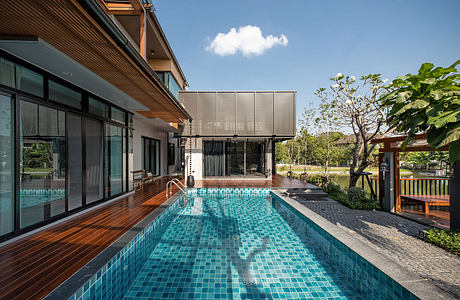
{"left": 296, "top": 198, "right": 460, "bottom": 298}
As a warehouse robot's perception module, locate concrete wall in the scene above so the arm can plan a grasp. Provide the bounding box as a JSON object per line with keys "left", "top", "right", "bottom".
{"left": 132, "top": 116, "right": 176, "bottom": 177}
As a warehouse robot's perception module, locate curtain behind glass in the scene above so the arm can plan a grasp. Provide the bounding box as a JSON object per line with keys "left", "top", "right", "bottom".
{"left": 105, "top": 124, "right": 122, "bottom": 197}
{"left": 20, "top": 101, "right": 66, "bottom": 229}
{"left": 85, "top": 119, "right": 103, "bottom": 204}
{"left": 68, "top": 114, "right": 82, "bottom": 210}
{"left": 0, "top": 94, "right": 14, "bottom": 235}
{"left": 204, "top": 141, "right": 223, "bottom": 176}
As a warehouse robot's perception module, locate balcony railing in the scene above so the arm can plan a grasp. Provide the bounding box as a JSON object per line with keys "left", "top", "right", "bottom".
{"left": 370, "top": 177, "right": 450, "bottom": 197}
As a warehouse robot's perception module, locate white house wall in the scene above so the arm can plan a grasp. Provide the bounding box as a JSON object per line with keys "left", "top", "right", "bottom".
{"left": 184, "top": 138, "right": 203, "bottom": 180}
{"left": 132, "top": 116, "right": 171, "bottom": 176}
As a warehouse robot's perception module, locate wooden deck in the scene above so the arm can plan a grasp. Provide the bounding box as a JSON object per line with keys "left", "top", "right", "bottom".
{"left": 0, "top": 174, "right": 308, "bottom": 299}
{"left": 401, "top": 207, "right": 450, "bottom": 229}
{"left": 0, "top": 176, "right": 181, "bottom": 300}
{"left": 401, "top": 194, "right": 450, "bottom": 213}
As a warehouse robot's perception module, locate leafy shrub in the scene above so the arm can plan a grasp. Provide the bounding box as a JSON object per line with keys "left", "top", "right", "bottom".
{"left": 347, "top": 187, "right": 367, "bottom": 206}
{"left": 424, "top": 228, "right": 460, "bottom": 255}
{"left": 330, "top": 187, "right": 379, "bottom": 210}
{"left": 325, "top": 182, "right": 341, "bottom": 194}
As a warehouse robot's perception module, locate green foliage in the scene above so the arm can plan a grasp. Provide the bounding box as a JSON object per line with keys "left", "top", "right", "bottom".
{"left": 324, "top": 181, "right": 341, "bottom": 194}
{"left": 275, "top": 132, "right": 352, "bottom": 168}
{"left": 346, "top": 187, "right": 380, "bottom": 209}
{"left": 316, "top": 73, "right": 387, "bottom": 187}
{"left": 23, "top": 142, "right": 52, "bottom": 169}
{"left": 325, "top": 185, "right": 380, "bottom": 210}
{"left": 424, "top": 228, "right": 460, "bottom": 255}
{"left": 381, "top": 60, "right": 460, "bottom": 163}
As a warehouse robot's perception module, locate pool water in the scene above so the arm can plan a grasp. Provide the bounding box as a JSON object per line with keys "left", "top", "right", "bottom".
{"left": 69, "top": 188, "right": 415, "bottom": 300}
{"left": 124, "top": 189, "right": 360, "bottom": 299}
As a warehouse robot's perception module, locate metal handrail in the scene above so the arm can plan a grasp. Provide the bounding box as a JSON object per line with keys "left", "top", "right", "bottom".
{"left": 171, "top": 178, "right": 187, "bottom": 190}
{"left": 166, "top": 179, "right": 188, "bottom": 202}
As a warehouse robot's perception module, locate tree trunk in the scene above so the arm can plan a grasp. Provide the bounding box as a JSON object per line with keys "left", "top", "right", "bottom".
{"left": 349, "top": 172, "right": 360, "bottom": 188}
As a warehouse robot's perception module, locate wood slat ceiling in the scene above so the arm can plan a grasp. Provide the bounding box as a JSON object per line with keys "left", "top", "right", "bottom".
{"left": 0, "top": 0, "right": 187, "bottom": 123}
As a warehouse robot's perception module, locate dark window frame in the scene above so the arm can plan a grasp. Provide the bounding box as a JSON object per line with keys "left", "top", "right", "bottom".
{"left": 141, "top": 136, "right": 161, "bottom": 176}
{"left": 167, "top": 142, "right": 175, "bottom": 166}
{"left": 0, "top": 50, "right": 134, "bottom": 242}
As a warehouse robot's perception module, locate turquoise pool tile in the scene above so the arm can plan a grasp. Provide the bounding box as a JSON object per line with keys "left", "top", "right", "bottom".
{"left": 68, "top": 188, "right": 419, "bottom": 300}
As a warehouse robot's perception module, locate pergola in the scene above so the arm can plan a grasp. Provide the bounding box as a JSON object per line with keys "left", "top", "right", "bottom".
{"left": 371, "top": 133, "right": 458, "bottom": 230}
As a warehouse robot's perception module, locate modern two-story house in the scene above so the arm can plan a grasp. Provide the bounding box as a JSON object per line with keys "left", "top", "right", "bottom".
{"left": 0, "top": 0, "right": 297, "bottom": 243}
{"left": 0, "top": 0, "right": 190, "bottom": 241}
{"left": 178, "top": 91, "right": 296, "bottom": 181}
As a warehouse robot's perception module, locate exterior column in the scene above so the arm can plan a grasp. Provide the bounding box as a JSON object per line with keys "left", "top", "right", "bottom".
{"left": 378, "top": 153, "right": 384, "bottom": 204}
{"left": 450, "top": 160, "right": 460, "bottom": 231}
{"left": 272, "top": 140, "right": 277, "bottom": 175}
{"left": 382, "top": 152, "right": 395, "bottom": 212}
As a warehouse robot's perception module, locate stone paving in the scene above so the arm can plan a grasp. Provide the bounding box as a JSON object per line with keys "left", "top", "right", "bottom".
{"left": 295, "top": 197, "right": 460, "bottom": 298}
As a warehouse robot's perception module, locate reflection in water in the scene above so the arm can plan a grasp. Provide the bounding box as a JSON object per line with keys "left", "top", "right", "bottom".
{"left": 203, "top": 195, "right": 273, "bottom": 299}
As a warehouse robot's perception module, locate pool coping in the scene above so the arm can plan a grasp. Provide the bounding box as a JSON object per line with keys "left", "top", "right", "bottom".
{"left": 44, "top": 191, "right": 183, "bottom": 300}
{"left": 271, "top": 191, "right": 454, "bottom": 300}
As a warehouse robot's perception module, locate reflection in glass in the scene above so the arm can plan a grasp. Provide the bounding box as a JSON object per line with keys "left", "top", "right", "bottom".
{"left": 88, "top": 97, "right": 108, "bottom": 118}
{"left": 128, "top": 129, "right": 134, "bottom": 191}
{"left": 68, "top": 114, "right": 83, "bottom": 210}
{"left": 142, "top": 137, "right": 160, "bottom": 176}
{"left": 20, "top": 101, "right": 66, "bottom": 229}
{"left": 105, "top": 124, "right": 123, "bottom": 197}
{"left": 111, "top": 107, "right": 125, "bottom": 125}
{"left": 203, "top": 141, "right": 224, "bottom": 177}
{"left": 246, "top": 142, "right": 265, "bottom": 177}
{"left": 225, "top": 141, "right": 244, "bottom": 176}
{"left": 122, "top": 129, "right": 127, "bottom": 193}
{"left": 16, "top": 65, "right": 43, "bottom": 97}
{"left": 48, "top": 80, "right": 81, "bottom": 109}
{"left": 0, "top": 58, "right": 15, "bottom": 88}
{"left": 0, "top": 94, "right": 14, "bottom": 235}
{"left": 85, "top": 119, "right": 103, "bottom": 204}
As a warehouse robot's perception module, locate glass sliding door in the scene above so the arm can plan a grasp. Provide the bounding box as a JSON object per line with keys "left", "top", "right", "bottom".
{"left": 142, "top": 137, "right": 160, "bottom": 176}
{"left": 122, "top": 129, "right": 127, "bottom": 193}
{"left": 225, "top": 141, "right": 244, "bottom": 176}
{"left": 105, "top": 124, "right": 123, "bottom": 197}
{"left": 85, "top": 118, "right": 103, "bottom": 204}
{"left": 0, "top": 94, "right": 14, "bottom": 235}
{"left": 19, "top": 100, "right": 66, "bottom": 229}
{"left": 246, "top": 142, "right": 265, "bottom": 177}
{"left": 203, "top": 141, "right": 224, "bottom": 177}
{"left": 68, "top": 114, "right": 83, "bottom": 210}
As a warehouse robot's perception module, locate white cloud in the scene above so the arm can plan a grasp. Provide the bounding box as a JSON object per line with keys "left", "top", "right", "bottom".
{"left": 206, "top": 25, "right": 288, "bottom": 57}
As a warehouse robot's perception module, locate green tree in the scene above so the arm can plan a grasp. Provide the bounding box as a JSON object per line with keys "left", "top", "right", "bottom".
{"left": 298, "top": 105, "right": 316, "bottom": 172}
{"left": 23, "top": 142, "right": 52, "bottom": 169}
{"left": 380, "top": 60, "right": 460, "bottom": 163}
{"left": 275, "top": 141, "right": 289, "bottom": 164}
{"left": 316, "top": 73, "right": 389, "bottom": 187}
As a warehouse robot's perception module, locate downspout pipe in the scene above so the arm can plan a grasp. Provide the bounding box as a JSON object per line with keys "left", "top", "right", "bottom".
{"left": 77, "top": 0, "right": 192, "bottom": 121}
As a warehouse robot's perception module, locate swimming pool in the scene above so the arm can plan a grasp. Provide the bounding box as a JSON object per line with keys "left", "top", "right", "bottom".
{"left": 62, "top": 188, "right": 422, "bottom": 300}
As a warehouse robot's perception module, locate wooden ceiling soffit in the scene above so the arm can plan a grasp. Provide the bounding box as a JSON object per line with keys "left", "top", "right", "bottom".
{"left": 0, "top": 0, "right": 187, "bottom": 123}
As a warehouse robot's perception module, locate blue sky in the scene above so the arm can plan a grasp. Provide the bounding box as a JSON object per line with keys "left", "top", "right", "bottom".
{"left": 154, "top": 0, "right": 460, "bottom": 122}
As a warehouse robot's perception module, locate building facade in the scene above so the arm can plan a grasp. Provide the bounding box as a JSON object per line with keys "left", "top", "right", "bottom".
{"left": 0, "top": 0, "right": 190, "bottom": 241}
{"left": 178, "top": 91, "right": 296, "bottom": 181}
